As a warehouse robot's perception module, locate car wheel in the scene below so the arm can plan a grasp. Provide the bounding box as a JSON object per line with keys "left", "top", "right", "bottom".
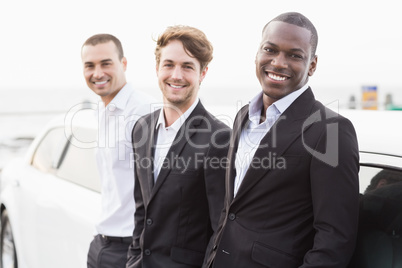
{"left": 0, "top": 210, "right": 18, "bottom": 268}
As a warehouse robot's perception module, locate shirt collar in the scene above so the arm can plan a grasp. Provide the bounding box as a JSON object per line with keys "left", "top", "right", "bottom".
{"left": 104, "top": 83, "right": 132, "bottom": 111}
{"left": 274, "top": 84, "right": 309, "bottom": 114}
{"left": 156, "top": 98, "right": 200, "bottom": 131}
{"left": 248, "top": 84, "right": 309, "bottom": 122}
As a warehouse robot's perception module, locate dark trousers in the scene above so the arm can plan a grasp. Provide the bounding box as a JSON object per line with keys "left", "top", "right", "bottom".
{"left": 87, "top": 234, "right": 132, "bottom": 268}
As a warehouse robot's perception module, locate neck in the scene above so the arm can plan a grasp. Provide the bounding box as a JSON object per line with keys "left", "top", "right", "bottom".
{"left": 101, "top": 82, "right": 126, "bottom": 107}
{"left": 259, "top": 107, "right": 266, "bottom": 124}
{"left": 162, "top": 99, "right": 196, "bottom": 127}
{"left": 102, "top": 96, "right": 113, "bottom": 107}
{"left": 162, "top": 106, "right": 180, "bottom": 127}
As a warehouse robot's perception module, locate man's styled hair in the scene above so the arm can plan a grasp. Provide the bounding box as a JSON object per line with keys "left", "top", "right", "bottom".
{"left": 263, "top": 12, "right": 318, "bottom": 58}
{"left": 82, "top": 34, "right": 124, "bottom": 60}
{"left": 155, "top": 25, "right": 213, "bottom": 72}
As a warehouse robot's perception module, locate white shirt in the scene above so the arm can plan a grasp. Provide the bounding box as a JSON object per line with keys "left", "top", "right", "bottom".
{"left": 95, "top": 83, "right": 156, "bottom": 237}
{"left": 234, "top": 85, "right": 309, "bottom": 197}
{"left": 153, "top": 98, "right": 199, "bottom": 181}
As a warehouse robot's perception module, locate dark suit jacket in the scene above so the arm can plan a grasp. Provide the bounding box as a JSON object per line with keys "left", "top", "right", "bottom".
{"left": 203, "top": 88, "right": 360, "bottom": 268}
{"left": 127, "top": 101, "right": 231, "bottom": 268}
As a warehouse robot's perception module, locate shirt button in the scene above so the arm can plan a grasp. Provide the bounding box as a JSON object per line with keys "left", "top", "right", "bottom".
{"left": 228, "top": 213, "right": 236, "bottom": 221}
{"left": 144, "top": 249, "right": 151, "bottom": 256}
{"left": 146, "top": 218, "right": 153, "bottom": 225}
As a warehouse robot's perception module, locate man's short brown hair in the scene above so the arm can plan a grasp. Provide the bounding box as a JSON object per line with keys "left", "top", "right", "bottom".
{"left": 155, "top": 25, "right": 213, "bottom": 72}
{"left": 82, "top": 34, "right": 124, "bottom": 60}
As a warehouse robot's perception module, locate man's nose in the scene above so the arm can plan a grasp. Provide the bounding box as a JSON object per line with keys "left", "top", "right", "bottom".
{"left": 271, "top": 53, "right": 287, "bottom": 68}
{"left": 93, "top": 65, "right": 104, "bottom": 79}
{"left": 171, "top": 66, "right": 183, "bottom": 80}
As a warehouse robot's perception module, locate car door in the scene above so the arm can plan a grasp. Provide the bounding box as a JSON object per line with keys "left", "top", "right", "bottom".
{"left": 14, "top": 126, "right": 101, "bottom": 268}
{"left": 348, "top": 152, "right": 402, "bottom": 267}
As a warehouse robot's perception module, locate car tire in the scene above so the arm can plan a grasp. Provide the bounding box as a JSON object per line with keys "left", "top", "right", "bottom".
{"left": 0, "top": 210, "right": 18, "bottom": 268}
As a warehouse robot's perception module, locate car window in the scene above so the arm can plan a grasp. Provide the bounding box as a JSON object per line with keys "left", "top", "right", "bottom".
{"left": 32, "top": 127, "right": 68, "bottom": 173}
{"left": 359, "top": 166, "right": 402, "bottom": 194}
{"left": 359, "top": 166, "right": 381, "bottom": 194}
{"left": 56, "top": 127, "right": 100, "bottom": 192}
{"left": 32, "top": 126, "right": 100, "bottom": 193}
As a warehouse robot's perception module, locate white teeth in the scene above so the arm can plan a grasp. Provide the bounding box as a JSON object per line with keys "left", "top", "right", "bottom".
{"left": 170, "top": 84, "right": 184, "bottom": 89}
{"left": 94, "top": 81, "right": 108, "bottom": 85}
{"left": 268, "top": 73, "right": 286, "bottom": 81}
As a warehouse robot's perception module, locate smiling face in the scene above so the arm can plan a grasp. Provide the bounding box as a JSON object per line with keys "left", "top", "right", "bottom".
{"left": 156, "top": 39, "right": 207, "bottom": 112}
{"left": 81, "top": 41, "right": 127, "bottom": 106}
{"left": 256, "top": 21, "right": 317, "bottom": 107}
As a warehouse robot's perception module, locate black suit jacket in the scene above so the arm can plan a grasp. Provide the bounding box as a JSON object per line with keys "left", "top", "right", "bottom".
{"left": 203, "top": 88, "right": 360, "bottom": 268}
{"left": 127, "top": 101, "right": 231, "bottom": 268}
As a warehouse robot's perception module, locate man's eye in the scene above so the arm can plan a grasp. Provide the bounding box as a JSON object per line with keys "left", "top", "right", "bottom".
{"left": 264, "top": 47, "right": 274, "bottom": 53}
{"left": 291, "top": 54, "right": 303, "bottom": 59}
{"left": 184, "top": 65, "right": 194, "bottom": 70}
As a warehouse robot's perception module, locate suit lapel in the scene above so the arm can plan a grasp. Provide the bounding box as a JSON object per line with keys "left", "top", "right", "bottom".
{"left": 232, "top": 88, "right": 317, "bottom": 202}
{"left": 149, "top": 102, "right": 206, "bottom": 201}
{"left": 137, "top": 110, "right": 159, "bottom": 206}
{"left": 148, "top": 111, "right": 160, "bottom": 190}
{"left": 226, "top": 105, "right": 250, "bottom": 203}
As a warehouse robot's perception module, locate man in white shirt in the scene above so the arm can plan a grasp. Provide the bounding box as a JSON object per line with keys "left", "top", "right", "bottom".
{"left": 126, "top": 25, "right": 230, "bottom": 268}
{"left": 81, "top": 34, "right": 156, "bottom": 268}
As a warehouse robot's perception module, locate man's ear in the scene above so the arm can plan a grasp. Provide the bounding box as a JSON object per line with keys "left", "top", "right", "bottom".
{"left": 122, "top": 57, "right": 128, "bottom": 71}
{"left": 308, "top": 55, "right": 318, "bottom": 76}
{"left": 199, "top": 66, "right": 208, "bottom": 84}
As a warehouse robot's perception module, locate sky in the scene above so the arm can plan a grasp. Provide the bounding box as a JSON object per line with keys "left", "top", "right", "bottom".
{"left": 1, "top": 0, "right": 401, "bottom": 107}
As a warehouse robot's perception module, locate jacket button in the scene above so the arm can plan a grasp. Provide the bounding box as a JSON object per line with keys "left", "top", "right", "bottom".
{"left": 146, "top": 218, "right": 153, "bottom": 225}
{"left": 144, "top": 249, "right": 151, "bottom": 256}
{"left": 228, "top": 213, "right": 236, "bottom": 220}
{"left": 213, "top": 244, "right": 217, "bottom": 250}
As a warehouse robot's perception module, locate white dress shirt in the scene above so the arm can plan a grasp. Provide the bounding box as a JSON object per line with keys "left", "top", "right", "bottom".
{"left": 95, "top": 83, "right": 156, "bottom": 237}
{"left": 234, "top": 85, "right": 309, "bottom": 197}
{"left": 153, "top": 98, "right": 199, "bottom": 182}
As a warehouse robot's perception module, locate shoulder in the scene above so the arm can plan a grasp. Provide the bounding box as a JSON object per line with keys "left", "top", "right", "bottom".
{"left": 189, "top": 101, "right": 228, "bottom": 129}
{"left": 204, "top": 109, "right": 230, "bottom": 129}
{"left": 131, "top": 88, "right": 158, "bottom": 104}
{"left": 307, "top": 101, "right": 358, "bottom": 154}
{"left": 133, "top": 109, "right": 160, "bottom": 132}
{"left": 230, "top": 104, "right": 249, "bottom": 130}
{"left": 197, "top": 110, "right": 231, "bottom": 152}
{"left": 311, "top": 100, "right": 355, "bottom": 127}
{"left": 125, "top": 88, "right": 159, "bottom": 115}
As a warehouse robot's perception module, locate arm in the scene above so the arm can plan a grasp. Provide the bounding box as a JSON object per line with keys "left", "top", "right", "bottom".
{"left": 204, "top": 126, "right": 231, "bottom": 231}
{"left": 127, "top": 134, "right": 145, "bottom": 267}
{"left": 302, "top": 117, "right": 360, "bottom": 268}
